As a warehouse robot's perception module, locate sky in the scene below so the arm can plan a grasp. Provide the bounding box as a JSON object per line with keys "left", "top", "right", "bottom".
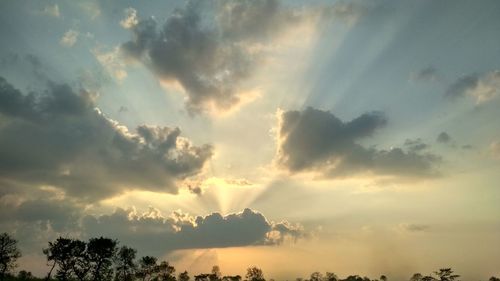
{"left": 0, "top": 0, "right": 500, "bottom": 280}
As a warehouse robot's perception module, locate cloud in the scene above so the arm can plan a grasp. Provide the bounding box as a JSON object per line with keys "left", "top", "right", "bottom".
{"left": 436, "top": 132, "right": 451, "bottom": 144}
{"left": 120, "top": 0, "right": 278, "bottom": 114}
{"left": 398, "top": 223, "right": 430, "bottom": 233}
{"left": 0, "top": 77, "right": 213, "bottom": 201}
{"left": 92, "top": 46, "right": 128, "bottom": 81}
{"left": 120, "top": 0, "right": 363, "bottom": 114}
{"left": 446, "top": 71, "right": 500, "bottom": 104}
{"left": 266, "top": 221, "right": 305, "bottom": 245}
{"left": 14, "top": 199, "right": 81, "bottom": 232}
{"left": 0, "top": 53, "right": 48, "bottom": 82}
{"left": 319, "top": 0, "right": 367, "bottom": 26}
{"left": 82, "top": 208, "right": 305, "bottom": 256}
{"left": 60, "top": 29, "right": 79, "bottom": 47}
{"left": 410, "top": 66, "right": 439, "bottom": 82}
{"left": 120, "top": 8, "right": 139, "bottom": 29}
{"left": 404, "top": 138, "right": 429, "bottom": 152}
{"left": 42, "top": 4, "right": 60, "bottom": 18}
{"left": 0, "top": 195, "right": 305, "bottom": 256}
{"left": 490, "top": 141, "right": 500, "bottom": 159}
{"left": 276, "top": 107, "right": 441, "bottom": 179}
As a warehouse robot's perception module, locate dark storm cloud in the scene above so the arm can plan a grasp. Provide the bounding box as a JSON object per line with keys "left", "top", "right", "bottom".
{"left": 120, "top": 0, "right": 364, "bottom": 114}
{"left": 0, "top": 77, "right": 213, "bottom": 200}
{"left": 276, "top": 107, "right": 441, "bottom": 179}
{"left": 82, "top": 208, "right": 305, "bottom": 256}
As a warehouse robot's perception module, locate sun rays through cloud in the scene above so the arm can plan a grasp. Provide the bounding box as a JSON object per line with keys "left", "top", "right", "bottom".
{"left": 1, "top": 0, "right": 500, "bottom": 280}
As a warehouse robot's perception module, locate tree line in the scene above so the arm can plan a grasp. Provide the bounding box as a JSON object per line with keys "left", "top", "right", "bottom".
{"left": 1, "top": 233, "right": 499, "bottom": 281}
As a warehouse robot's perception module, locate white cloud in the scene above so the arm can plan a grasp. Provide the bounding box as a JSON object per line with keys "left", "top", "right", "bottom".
{"left": 120, "top": 8, "right": 138, "bottom": 29}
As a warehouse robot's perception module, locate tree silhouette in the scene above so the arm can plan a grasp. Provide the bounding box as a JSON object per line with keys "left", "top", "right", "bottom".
{"left": 194, "top": 274, "right": 211, "bottom": 281}
{"left": 222, "top": 275, "right": 241, "bottom": 281}
{"left": 409, "top": 273, "right": 423, "bottom": 281}
{"left": 70, "top": 239, "right": 89, "bottom": 281}
{"left": 245, "top": 267, "right": 264, "bottom": 281}
{"left": 325, "top": 272, "right": 338, "bottom": 281}
{"left": 489, "top": 277, "right": 500, "bottom": 281}
{"left": 433, "top": 268, "right": 459, "bottom": 281}
{"left": 42, "top": 239, "right": 59, "bottom": 281}
{"left": 157, "top": 261, "right": 176, "bottom": 281}
{"left": 179, "top": 271, "right": 190, "bottom": 281}
{"left": 380, "top": 276, "right": 387, "bottom": 281}
{"left": 0, "top": 233, "right": 21, "bottom": 281}
{"left": 87, "top": 237, "right": 117, "bottom": 281}
{"left": 342, "top": 275, "right": 363, "bottom": 281}
{"left": 43, "top": 237, "right": 81, "bottom": 281}
{"left": 45, "top": 236, "right": 119, "bottom": 281}
{"left": 17, "top": 270, "right": 33, "bottom": 280}
{"left": 310, "top": 272, "right": 323, "bottom": 281}
{"left": 136, "top": 256, "right": 158, "bottom": 281}
{"left": 114, "top": 246, "right": 137, "bottom": 281}
{"left": 210, "top": 266, "right": 221, "bottom": 281}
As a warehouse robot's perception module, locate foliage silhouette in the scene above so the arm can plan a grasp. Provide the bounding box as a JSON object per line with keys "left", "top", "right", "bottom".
{"left": 114, "top": 247, "right": 137, "bottom": 281}
{"left": 0, "top": 233, "right": 21, "bottom": 281}
{"left": 245, "top": 267, "right": 264, "bottom": 281}
{"left": 178, "top": 271, "right": 190, "bottom": 281}
{"left": 3, "top": 234, "right": 500, "bottom": 281}
{"left": 433, "top": 269, "right": 459, "bottom": 281}
{"left": 136, "top": 256, "right": 158, "bottom": 281}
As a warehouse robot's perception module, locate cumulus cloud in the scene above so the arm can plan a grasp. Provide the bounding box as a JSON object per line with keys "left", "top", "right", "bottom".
{"left": 120, "top": 7, "right": 138, "bottom": 29}
{"left": 82, "top": 208, "right": 305, "bottom": 256}
{"left": 276, "top": 107, "right": 441, "bottom": 179}
{"left": 446, "top": 70, "right": 500, "bottom": 104}
{"left": 0, "top": 196, "right": 305, "bottom": 256}
{"left": 0, "top": 77, "right": 213, "bottom": 201}
{"left": 60, "top": 29, "right": 78, "bottom": 47}
{"left": 120, "top": 0, "right": 365, "bottom": 114}
{"left": 120, "top": 0, "right": 280, "bottom": 114}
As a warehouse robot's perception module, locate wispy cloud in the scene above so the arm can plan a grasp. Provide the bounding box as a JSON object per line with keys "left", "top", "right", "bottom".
{"left": 60, "top": 29, "right": 78, "bottom": 47}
